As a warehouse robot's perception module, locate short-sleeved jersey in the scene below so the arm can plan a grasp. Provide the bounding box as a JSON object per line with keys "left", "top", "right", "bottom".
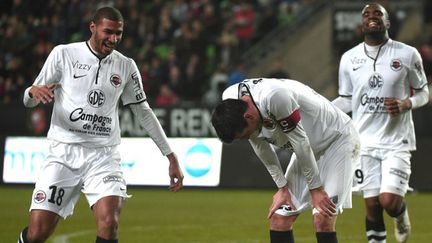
{"left": 224, "top": 78, "right": 352, "bottom": 154}
{"left": 338, "top": 39, "right": 428, "bottom": 150}
{"left": 33, "top": 42, "right": 146, "bottom": 147}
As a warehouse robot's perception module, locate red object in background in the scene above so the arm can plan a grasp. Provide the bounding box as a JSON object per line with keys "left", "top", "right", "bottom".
{"left": 30, "top": 107, "right": 47, "bottom": 135}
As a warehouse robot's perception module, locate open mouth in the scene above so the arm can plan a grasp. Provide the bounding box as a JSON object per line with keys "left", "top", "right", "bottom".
{"left": 368, "top": 21, "right": 379, "bottom": 28}
{"left": 103, "top": 42, "right": 115, "bottom": 50}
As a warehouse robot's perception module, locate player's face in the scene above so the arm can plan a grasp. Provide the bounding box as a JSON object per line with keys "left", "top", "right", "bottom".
{"left": 361, "top": 4, "right": 389, "bottom": 36}
{"left": 90, "top": 18, "right": 123, "bottom": 56}
{"left": 235, "top": 122, "right": 256, "bottom": 140}
{"left": 234, "top": 110, "right": 261, "bottom": 140}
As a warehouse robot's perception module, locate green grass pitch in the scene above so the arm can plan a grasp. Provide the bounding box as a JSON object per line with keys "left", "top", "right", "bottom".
{"left": 1, "top": 186, "right": 431, "bottom": 242}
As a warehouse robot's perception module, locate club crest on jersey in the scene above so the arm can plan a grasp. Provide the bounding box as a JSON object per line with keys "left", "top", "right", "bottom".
{"left": 368, "top": 73, "right": 384, "bottom": 89}
{"left": 263, "top": 118, "right": 276, "bottom": 129}
{"left": 110, "top": 74, "right": 122, "bottom": 88}
{"left": 34, "top": 190, "right": 46, "bottom": 203}
{"left": 88, "top": 89, "right": 105, "bottom": 108}
{"left": 390, "top": 59, "right": 402, "bottom": 71}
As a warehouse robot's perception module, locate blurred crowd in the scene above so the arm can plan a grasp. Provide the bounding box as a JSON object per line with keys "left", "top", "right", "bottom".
{"left": 0, "top": 0, "right": 312, "bottom": 107}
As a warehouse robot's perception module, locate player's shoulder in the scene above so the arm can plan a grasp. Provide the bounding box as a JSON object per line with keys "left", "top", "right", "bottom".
{"left": 390, "top": 39, "right": 418, "bottom": 53}
{"left": 110, "top": 50, "right": 134, "bottom": 63}
{"left": 342, "top": 42, "right": 363, "bottom": 57}
{"left": 51, "top": 42, "right": 88, "bottom": 54}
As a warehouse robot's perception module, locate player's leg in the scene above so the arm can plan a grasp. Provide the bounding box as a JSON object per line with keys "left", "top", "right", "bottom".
{"left": 364, "top": 196, "right": 387, "bottom": 243}
{"left": 269, "top": 213, "right": 298, "bottom": 243}
{"left": 312, "top": 127, "right": 359, "bottom": 243}
{"left": 379, "top": 150, "right": 411, "bottom": 243}
{"left": 18, "top": 141, "right": 83, "bottom": 243}
{"left": 313, "top": 213, "right": 338, "bottom": 243}
{"left": 83, "top": 145, "right": 129, "bottom": 242}
{"left": 269, "top": 154, "right": 308, "bottom": 243}
{"left": 359, "top": 148, "right": 387, "bottom": 243}
{"left": 18, "top": 169, "right": 81, "bottom": 241}
{"left": 92, "top": 196, "right": 123, "bottom": 242}
{"left": 18, "top": 210, "right": 61, "bottom": 242}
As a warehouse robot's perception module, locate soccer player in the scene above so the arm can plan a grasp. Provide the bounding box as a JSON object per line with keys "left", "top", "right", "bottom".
{"left": 211, "top": 78, "right": 360, "bottom": 243}
{"left": 17, "top": 7, "right": 184, "bottom": 243}
{"left": 333, "top": 3, "right": 429, "bottom": 243}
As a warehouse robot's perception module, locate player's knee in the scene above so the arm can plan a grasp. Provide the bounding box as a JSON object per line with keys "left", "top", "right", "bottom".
{"left": 97, "top": 215, "right": 119, "bottom": 238}
{"left": 270, "top": 214, "right": 296, "bottom": 231}
{"left": 379, "top": 194, "right": 403, "bottom": 217}
{"left": 313, "top": 214, "right": 336, "bottom": 232}
{"left": 27, "top": 225, "right": 54, "bottom": 243}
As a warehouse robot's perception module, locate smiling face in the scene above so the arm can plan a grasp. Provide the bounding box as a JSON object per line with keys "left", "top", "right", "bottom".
{"left": 361, "top": 3, "right": 390, "bottom": 44}
{"left": 89, "top": 18, "right": 123, "bottom": 56}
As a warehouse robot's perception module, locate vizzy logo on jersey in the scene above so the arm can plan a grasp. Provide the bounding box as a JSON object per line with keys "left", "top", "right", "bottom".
{"left": 350, "top": 57, "right": 366, "bottom": 65}
{"left": 72, "top": 60, "right": 92, "bottom": 71}
{"left": 88, "top": 89, "right": 105, "bottom": 108}
{"left": 368, "top": 73, "right": 383, "bottom": 89}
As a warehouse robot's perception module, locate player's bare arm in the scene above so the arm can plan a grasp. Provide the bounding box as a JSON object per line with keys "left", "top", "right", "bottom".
{"left": 310, "top": 186, "right": 336, "bottom": 217}
{"left": 29, "top": 83, "right": 57, "bottom": 105}
{"left": 167, "top": 152, "right": 184, "bottom": 192}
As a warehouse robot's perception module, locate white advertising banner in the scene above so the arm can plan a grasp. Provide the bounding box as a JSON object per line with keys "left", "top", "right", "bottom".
{"left": 3, "top": 137, "right": 222, "bottom": 186}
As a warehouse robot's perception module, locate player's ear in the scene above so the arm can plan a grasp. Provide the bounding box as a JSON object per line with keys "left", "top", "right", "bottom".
{"left": 243, "top": 111, "right": 256, "bottom": 121}
{"left": 385, "top": 19, "right": 390, "bottom": 29}
{"left": 244, "top": 112, "right": 254, "bottom": 120}
{"left": 89, "top": 21, "right": 96, "bottom": 34}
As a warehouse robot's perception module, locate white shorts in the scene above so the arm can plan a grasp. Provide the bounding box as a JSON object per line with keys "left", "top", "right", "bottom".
{"left": 356, "top": 148, "right": 411, "bottom": 198}
{"left": 30, "top": 141, "right": 129, "bottom": 219}
{"left": 278, "top": 124, "right": 360, "bottom": 216}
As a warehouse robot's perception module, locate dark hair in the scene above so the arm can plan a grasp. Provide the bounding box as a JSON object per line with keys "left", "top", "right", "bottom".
{"left": 92, "top": 7, "right": 123, "bottom": 24}
{"left": 211, "top": 99, "right": 248, "bottom": 143}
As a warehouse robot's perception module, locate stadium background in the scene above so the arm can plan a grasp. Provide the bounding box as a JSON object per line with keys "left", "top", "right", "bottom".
{"left": 1, "top": 0, "right": 432, "bottom": 242}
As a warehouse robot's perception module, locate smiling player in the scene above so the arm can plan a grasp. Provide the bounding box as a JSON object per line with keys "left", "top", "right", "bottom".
{"left": 18, "top": 7, "right": 183, "bottom": 243}
{"left": 333, "top": 3, "right": 429, "bottom": 243}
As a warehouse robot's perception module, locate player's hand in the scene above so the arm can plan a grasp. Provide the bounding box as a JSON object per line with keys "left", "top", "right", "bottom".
{"left": 310, "top": 186, "right": 336, "bottom": 217}
{"left": 384, "top": 97, "right": 411, "bottom": 117}
{"left": 268, "top": 184, "right": 295, "bottom": 219}
{"left": 29, "top": 83, "right": 57, "bottom": 104}
{"left": 167, "top": 152, "right": 184, "bottom": 192}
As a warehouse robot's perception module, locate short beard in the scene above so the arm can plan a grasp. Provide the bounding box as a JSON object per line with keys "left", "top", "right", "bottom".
{"left": 364, "top": 30, "right": 387, "bottom": 42}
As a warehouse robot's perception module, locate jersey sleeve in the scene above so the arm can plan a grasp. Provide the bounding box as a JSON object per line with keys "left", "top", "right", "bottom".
{"left": 129, "top": 101, "right": 172, "bottom": 156}
{"left": 249, "top": 137, "right": 287, "bottom": 188}
{"left": 268, "top": 89, "right": 322, "bottom": 190}
{"left": 23, "top": 45, "right": 63, "bottom": 107}
{"left": 407, "top": 48, "right": 428, "bottom": 90}
{"left": 121, "top": 59, "right": 147, "bottom": 105}
{"left": 337, "top": 53, "right": 353, "bottom": 97}
{"left": 33, "top": 45, "right": 64, "bottom": 86}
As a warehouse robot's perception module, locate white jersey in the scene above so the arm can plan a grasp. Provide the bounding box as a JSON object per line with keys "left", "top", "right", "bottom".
{"left": 338, "top": 39, "right": 428, "bottom": 150}
{"left": 29, "top": 42, "right": 146, "bottom": 147}
{"left": 223, "top": 78, "right": 353, "bottom": 188}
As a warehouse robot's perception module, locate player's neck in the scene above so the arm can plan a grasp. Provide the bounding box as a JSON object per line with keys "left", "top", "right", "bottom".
{"left": 364, "top": 32, "right": 389, "bottom": 46}
{"left": 87, "top": 40, "right": 107, "bottom": 58}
